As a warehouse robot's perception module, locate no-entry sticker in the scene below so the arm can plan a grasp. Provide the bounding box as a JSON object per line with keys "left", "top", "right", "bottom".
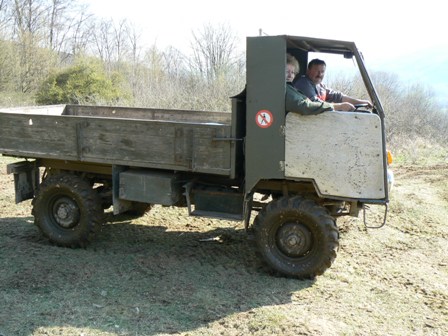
{"left": 255, "top": 110, "right": 273, "bottom": 128}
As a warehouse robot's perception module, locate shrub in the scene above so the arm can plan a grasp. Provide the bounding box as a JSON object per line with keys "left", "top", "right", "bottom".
{"left": 35, "top": 61, "right": 129, "bottom": 105}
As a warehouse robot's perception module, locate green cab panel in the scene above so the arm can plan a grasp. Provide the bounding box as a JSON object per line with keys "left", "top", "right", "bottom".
{"left": 245, "top": 36, "right": 287, "bottom": 192}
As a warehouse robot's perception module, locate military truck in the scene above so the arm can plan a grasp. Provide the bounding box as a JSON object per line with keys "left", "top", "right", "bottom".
{"left": 0, "top": 35, "right": 393, "bottom": 279}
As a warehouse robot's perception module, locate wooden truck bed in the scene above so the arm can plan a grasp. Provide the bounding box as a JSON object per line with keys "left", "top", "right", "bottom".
{"left": 0, "top": 105, "right": 235, "bottom": 176}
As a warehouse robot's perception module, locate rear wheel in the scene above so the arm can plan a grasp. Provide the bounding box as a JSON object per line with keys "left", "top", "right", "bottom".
{"left": 32, "top": 173, "right": 104, "bottom": 247}
{"left": 253, "top": 196, "right": 339, "bottom": 279}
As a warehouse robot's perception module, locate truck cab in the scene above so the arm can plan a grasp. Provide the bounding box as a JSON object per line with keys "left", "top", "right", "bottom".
{"left": 234, "top": 35, "right": 392, "bottom": 278}
{"left": 244, "top": 35, "right": 390, "bottom": 207}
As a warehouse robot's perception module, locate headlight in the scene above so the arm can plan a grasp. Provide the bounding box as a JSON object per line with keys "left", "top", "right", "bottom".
{"left": 386, "top": 150, "right": 393, "bottom": 192}
{"left": 387, "top": 168, "right": 394, "bottom": 192}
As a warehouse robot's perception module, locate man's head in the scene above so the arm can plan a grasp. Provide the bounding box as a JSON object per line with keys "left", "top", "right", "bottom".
{"left": 306, "top": 58, "right": 326, "bottom": 85}
{"left": 286, "top": 54, "right": 299, "bottom": 82}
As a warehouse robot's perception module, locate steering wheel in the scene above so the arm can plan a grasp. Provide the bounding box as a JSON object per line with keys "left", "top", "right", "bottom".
{"left": 354, "top": 103, "right": 370, "bottom": 110}
{"left": 354, "top": 103, "right": 372, "bottom": 113}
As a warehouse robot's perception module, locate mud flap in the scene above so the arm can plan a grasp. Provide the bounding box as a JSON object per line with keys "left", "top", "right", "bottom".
{"left": 7, "top": 160, "right": 40, "bottom": 203}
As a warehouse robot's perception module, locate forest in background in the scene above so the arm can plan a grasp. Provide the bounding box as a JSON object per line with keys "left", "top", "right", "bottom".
{"left": 1, "top": 0, "right": 447, "bottom": 164}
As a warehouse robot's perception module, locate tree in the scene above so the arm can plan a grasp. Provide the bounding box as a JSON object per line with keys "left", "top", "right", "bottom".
{"left": 89, "top": 18, "right": 138, "bottom": 72}
{"left": 45, "top": 0, "right": 93, "bottom": 55}
{"left": 35, "top": 59, "right": 129, "bottom": 105}
{"left": 189, "top": 23, "right": 244, "bottom": 82}
{"left": 0, "top": 0, "right": 12, "bottom": 33}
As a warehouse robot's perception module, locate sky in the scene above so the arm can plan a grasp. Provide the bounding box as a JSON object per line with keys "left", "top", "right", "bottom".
{"left": 85, "top": 0, "right": 447, "bottom": 105}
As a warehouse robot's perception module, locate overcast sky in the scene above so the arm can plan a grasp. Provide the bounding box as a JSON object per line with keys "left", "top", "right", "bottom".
{"left": 85, "top": 0, "right": 447, "bottom": 104}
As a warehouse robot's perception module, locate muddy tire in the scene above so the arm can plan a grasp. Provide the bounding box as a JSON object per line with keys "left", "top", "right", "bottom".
{"left": 253, "top": 196, "right": 339, "bottom": 279}
{"left": 32, "top": 173, "right": 104, "bottom": 247}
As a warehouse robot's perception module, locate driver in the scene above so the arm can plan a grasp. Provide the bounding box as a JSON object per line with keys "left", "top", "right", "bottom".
{"left": 294, "top": 58, "right": 373, "bottom": 109}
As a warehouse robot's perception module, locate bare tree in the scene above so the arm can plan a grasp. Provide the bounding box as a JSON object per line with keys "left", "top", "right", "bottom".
{"left": 90, "top": 18, "right": 114, "bottom": 64}
{"left": 112, "top": 19, "right": 131, "bottom": 63}
{"left": 46, "top": 0, "right": 93, "bottom": 55}
{"left": 67, "top": 7, "right": 94, "bottom": 56}
{"left": 48, "top": 0, "right": 65, "bottom": 49}
{"left": 0, "top": 0, "right": 13, "bottom": 33}
{"left": 189, "top": 23, "right": 242, "bottom": 82}
{"left": 90, "top": 18, "right": 138, "bottom": 71}
{"left": 12, "top": 0, "right": 48, "bottom": 38}
{"left": 163, "top": 46, "right": 187, "bottom": 79}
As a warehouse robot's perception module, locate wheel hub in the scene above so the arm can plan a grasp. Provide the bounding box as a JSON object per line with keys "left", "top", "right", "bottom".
{"left": 52, "top": 197, "right": 80, "bottom": 228}
{"left": 276, "top": 222, "right": 312, "bottom": 257}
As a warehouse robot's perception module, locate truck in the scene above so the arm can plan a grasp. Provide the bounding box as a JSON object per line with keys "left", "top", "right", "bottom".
{"left": 0, "top": 35, "right": 393, "bottom": 279}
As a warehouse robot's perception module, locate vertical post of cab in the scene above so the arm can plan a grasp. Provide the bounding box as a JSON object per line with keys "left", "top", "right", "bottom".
{"left": 245, "top": 36, "right": 287, "bottom": 193}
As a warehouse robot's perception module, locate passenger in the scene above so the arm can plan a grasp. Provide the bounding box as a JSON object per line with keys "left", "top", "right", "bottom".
{"left": 294, "top": 58, "right": 373, "bottom": 108}
{"left": 285, "top": 54, "right": 355, "bottom": 114}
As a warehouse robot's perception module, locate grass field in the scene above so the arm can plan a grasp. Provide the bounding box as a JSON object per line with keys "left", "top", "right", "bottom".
{"left": 0, "top": 156, "right": 447, "bottom": 335}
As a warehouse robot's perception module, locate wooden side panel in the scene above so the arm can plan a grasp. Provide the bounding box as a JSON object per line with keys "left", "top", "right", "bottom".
{"left": 79, "top": 119, "right": 232, "bottom": 174}
{"left": 64, "top": 105, "right": 232, "bottom": 124}
{"left": 0, "top": 114, "right": 79, "bottom": 160}
{"left": 0, "top": 104, "right": 66, "bottom": 115}
{"left": 191, "top": 126, "right": 232, "bottom": 174}
{"left": 0, "top": 110, "right": 233, "bottom": 176}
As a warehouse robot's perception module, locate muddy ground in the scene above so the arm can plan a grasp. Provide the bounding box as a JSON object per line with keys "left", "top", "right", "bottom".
{"left": 0, "top": 158, "right": 447, "bottom": 335}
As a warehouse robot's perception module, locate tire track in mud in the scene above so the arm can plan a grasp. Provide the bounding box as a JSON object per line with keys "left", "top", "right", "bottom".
{"left": 91, "top": 209, "right": 264, "bottom": 278}
{"left": 86, "top": 211, "right": 297, "bottom": 308}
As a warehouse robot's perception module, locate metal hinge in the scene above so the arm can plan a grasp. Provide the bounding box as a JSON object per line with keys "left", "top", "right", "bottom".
{"left": 279, "top": 161, "right": 285, "bottom": 172}
{"left": 280, "top": 125, "right": 286, "bottom": 136}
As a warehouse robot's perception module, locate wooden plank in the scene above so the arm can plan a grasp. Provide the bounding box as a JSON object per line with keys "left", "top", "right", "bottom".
{"left": 78, "top": 118, "right": 232, "bottom": 174}
{"left": 0, "top": 105, "right": 66, "bottom": 115}
{"left": 64, "top": 105, "right": 231, "bottom": 124}
{"left": 192, "top": 127, "right": 232, "bottom": 172}
{"left": 0, "top": 107, "right": 233, "bottom": 176}
{"left": 0, "top": 114, "right": 78, "bottom": 160}
{"left": 80, "top": 120, "right": 180, "bottom": 166}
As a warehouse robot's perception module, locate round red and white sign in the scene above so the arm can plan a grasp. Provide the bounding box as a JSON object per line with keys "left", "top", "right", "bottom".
{"left": 255, "top": 110, "right": 273, "bottom": 128}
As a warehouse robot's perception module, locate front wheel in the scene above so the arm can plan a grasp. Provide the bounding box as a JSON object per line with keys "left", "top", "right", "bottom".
{"left": 32, "top": 173, "right": 104, "bottom": 247}
{"left": 253, "top": 196, "right": 339, "bottom": 279}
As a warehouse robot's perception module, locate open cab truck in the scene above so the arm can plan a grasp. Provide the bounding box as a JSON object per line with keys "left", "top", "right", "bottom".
{"left": 0, "top": 35, "right": 393, "bottom": 279}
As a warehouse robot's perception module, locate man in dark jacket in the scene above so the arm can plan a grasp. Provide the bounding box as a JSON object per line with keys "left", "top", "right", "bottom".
{"left": 294, "top": 58, "right": 372, "bottom": 108}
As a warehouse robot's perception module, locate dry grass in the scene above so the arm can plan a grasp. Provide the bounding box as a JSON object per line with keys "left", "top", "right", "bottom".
{"left": 0, "top": 156, "right": 447, "bottom": 335}
{"left": 389, "top": 136, "right": 448, "bottom": 165}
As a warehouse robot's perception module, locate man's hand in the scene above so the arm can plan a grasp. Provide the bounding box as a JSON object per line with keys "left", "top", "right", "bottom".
{"left": 332, "top": 102, "right": 355, "bottom": 111}
{"left": 342, "top": 95, "right": 373, "bottom": 109}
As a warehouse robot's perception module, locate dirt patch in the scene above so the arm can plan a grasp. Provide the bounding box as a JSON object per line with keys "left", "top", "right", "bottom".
{"left": 0, "top": 157, "right": 447, "bottom": 335}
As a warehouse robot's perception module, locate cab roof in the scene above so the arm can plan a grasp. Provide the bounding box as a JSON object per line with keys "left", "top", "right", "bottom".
{"left": 284, "top": 35, "right": 358, "bottom": 56}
